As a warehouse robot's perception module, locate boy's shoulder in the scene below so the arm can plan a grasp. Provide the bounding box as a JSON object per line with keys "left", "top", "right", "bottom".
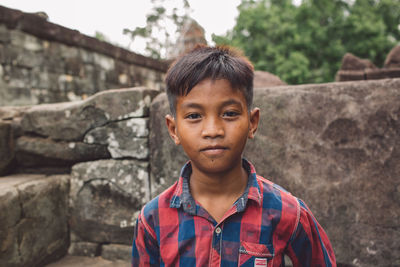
{"left": 254, "top": 174, "right": 300, "bottom": 214}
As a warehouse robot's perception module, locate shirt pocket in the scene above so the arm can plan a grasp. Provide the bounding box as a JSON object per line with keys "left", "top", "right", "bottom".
{"left": 238, "top": 241, "right": 274, "bottom": 267}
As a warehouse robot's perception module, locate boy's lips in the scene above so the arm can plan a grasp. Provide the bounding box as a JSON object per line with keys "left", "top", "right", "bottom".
{"left": 200, "top": 145, "right": 228, "bottom": 156}
{"left": 200, "top": 145, "right": 228, "bottom": 151}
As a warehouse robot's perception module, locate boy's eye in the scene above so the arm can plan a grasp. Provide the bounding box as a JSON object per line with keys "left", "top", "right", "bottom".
{"left": 186, "top": 113, "right": 201, "bottom": 120}
{"left": 223, "top": 111, "right": 239, "bottom": 117}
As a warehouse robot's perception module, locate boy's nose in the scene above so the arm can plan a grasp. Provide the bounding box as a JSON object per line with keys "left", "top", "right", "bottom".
{"left": 201, "top": 117, "right": 224, "bottom": 138}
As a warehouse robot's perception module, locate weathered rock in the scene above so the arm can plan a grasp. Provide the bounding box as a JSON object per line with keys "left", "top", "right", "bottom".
{"left": 0, "top": 174, "right": 70, "bottom": 267}
{"left": 254, "top": 70, "right": 286, "bottom": 88}
{"left": 335, "top": 53, "right": 379, "bottom": 82}
{"left": 149, "top": 93, "right": 188, "bottom": 197}
{"left": 0, "top": 122, "right": 14, "bottom": 175}
{"left": 70, "top": 159, "right": 149, "bottom": 245}
{"left": 15, "top": 136, "right": 110, "bottom": 168}
{"left": 339, "top": 53, "right": 376, "bottom": 71}
{"left": 20, "top": 87, "right": 159, "bottom": 141}
{"left": 365, "top": 68, "right": 400, "bottom": 80}
{"left": 101, "top": 244, "right": 131, "bottom": 261}
{"left": 68, "top": 242, "right": 99, "bottom": 257}
{"left": 384, "top": 45, "right": 400, "bottom": 68}
{"left": 0, "top": 106, "right": 29, "bottom": 120}
{"left": 0, "top": 5, "right": 167, "bottom": 107}
{"left": 84, "top": 118, "right": 149, "bottom": 159}
{"left": 337, "top": 48, "right": 400, "bottom": 82}
{"left": 149, "top": 79, "right": 400, "bottom": 266}
{"left": 335, "top": 70, "right": 365, "bottom": 81}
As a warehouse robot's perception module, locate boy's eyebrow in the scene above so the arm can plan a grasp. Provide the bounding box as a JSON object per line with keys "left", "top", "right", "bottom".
{"left": 180, "top": 99, "right": 243, "bottom": 110}
{"left": 221, "top": 99, "right": 243, "bottom": 108}
{"left": 180, "top": 102, "right": 204, "bottom": 110}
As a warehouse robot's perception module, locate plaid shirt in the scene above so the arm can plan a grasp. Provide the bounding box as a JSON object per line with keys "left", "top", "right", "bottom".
{"left": 132, "top": 159, "right": 336, "bottom": 267}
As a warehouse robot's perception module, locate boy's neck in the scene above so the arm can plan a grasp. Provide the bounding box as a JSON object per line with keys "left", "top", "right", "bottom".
{"left": 189, "top": 160, "right": 248, "bottom": 222}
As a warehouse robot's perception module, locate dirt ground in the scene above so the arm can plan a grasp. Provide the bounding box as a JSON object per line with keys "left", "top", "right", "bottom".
{"left": 46, "top": 256, "right": 130, "bottom": 267}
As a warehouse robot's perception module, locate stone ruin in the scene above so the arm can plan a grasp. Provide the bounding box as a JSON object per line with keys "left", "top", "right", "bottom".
{"left": 1, "top": 78, "right": 399, "bottom": 267}
{"left": 0, "top": 4, "right": 399, "bottom": 267}
{"left": 0, "top": 5, "right": 167, "bottom": 107}
{"left": 0, "top": 87, "right": 159, "bottom": 266}
{"left": 336, "top": 46, "right": 400, "bottom": 81}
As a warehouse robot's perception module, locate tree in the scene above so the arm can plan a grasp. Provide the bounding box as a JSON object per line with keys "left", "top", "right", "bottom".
{"left": 213, "top": 0, "right": 400, "bottom": 84}
{"left": 123, "top": 0, "right": 191, "bottom": 59}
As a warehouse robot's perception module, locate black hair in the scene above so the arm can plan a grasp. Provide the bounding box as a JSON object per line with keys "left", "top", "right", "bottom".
{"left": 165, "top": 45, "right": 254, "bottom": 115}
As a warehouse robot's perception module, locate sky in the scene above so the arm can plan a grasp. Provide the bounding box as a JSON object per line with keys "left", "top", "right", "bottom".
{"left": 0, "top": 0, "right": 241, "bottom": 54}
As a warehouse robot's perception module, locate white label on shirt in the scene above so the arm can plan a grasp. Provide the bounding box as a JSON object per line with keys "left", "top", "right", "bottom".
{"left": 254, "top": 257, "right": 267, "bottom": 267}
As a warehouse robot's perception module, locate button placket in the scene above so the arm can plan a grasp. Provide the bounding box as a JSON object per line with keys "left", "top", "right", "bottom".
{"left": 215, "top": 227, "right": 221, "bottom": 234}
{"left": 210, "top": 225, "right": 223, "bottom": 266}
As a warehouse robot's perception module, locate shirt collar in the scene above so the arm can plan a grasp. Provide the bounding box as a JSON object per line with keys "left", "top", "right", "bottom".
{"left": 170, "top": 159, "right": 262, "bottom": 213}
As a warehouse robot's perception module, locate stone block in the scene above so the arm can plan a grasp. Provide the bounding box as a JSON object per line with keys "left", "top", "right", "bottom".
{"left": 93, "top": 53, "right": 115, "bottom": 71}
{"left": 149, "top": 93, "right": 187, "bottom": 197}
{"left": 65, "top": 57, "right": 84, "bottom": 76}
{"left": 79, "top": 48, "right": 95, "bottom": 64}
{"left": 10, "top": 30, "right": 43, "bottom": 52}
{"left": 68, "top": 242, "right": 99, "bottom": 257}
{"left": 8, "top": 47, "right": 43, "bottom": 68}
{"left": 384, "top": 45, "right": 400, "bottom": 68}
{"left": 59, "top": 44, "right": 80, "bottom": 59}
{"left": 365, "top": 68, "right": 400, "bottom": 80}
{"left": 335, "top": 70, "right": 365, "bottom": 81}
{"left": 0, "top": 46, "right": 18, "bottom": 65}
{"left": 15, "top": 136, "right": 110, "bottom": 169}
{"left": 149, "top": 79, "right": 400, "bottom": 266}
{"left": 0, "top": 25, "right": 10, "bottom": 43}
{"left": 0, "top": 174, "right": 69, "bottom": 267}
{"left": 84, "top": 118, "right": 149, "bottom": 159}
{"left": 0, "top": 121, "right": 14, "bottom": 175}
{"left": 70, "top": 159, "right": 149, "bottom": 245}
{"left": 339, "top": 53, "right": 376, "bottom": 71}
{"left": 0, "top": 87, "right": 35, "bottom": 106}
{"left": 101, "top": 244, "right": 131, "bottom": 261}
{"left": 3, "top": 65, "right": 31, "bottom": 88}
{"left": 20, "top": 87, "right": 159, "bottom": 141}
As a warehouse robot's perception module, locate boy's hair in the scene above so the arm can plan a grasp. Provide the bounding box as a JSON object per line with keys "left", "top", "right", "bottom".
{"left": 165, "top": 45, "right": 254, "bottom": 116}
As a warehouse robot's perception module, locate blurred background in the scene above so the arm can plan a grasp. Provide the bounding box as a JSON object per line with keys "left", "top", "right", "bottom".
{"left": 2, "top": 0, "right": 399, "bottom": 85}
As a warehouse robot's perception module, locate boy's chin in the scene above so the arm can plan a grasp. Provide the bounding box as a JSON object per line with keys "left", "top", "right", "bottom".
{"left": 191, "top": 158, "right": 241, "bottom": 175}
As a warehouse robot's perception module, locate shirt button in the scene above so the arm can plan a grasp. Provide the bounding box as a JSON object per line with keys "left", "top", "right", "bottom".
{"left": 215, "top": 227, "right": 221, "bottom": 234}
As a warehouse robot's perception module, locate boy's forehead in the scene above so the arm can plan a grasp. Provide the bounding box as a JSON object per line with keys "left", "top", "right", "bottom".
{"left": 176, "top": 79, "right": 247, "bottom": 107}
{"left": 183, "top": 78, "right": 244, "bottom": 96}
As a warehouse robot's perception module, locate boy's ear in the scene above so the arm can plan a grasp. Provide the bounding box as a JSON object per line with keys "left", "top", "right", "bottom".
{"left": 165, "top": 114, "right": 181, "bottom": 145}
{"left": 248, "top": 108, "right": 260, "bottom": 139}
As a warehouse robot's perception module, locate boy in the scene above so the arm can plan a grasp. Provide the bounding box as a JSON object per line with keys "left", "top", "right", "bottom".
{"left": 132, "top": 45, "right": 336, "bottom": 266}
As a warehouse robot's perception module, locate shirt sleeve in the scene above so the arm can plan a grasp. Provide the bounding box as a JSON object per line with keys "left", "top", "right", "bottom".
{"left": 131, "top": 212, "right": 160, "bottom": 267}
{"left": 285, "top": 199, "right": 336, "bottom": 267}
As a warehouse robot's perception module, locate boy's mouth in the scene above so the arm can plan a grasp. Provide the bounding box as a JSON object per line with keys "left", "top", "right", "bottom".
{"left": 200, "top": 146, "right": 228, "bottom": 155}
{"left": 200, "top": 145, "right": 228, "bottom": 151}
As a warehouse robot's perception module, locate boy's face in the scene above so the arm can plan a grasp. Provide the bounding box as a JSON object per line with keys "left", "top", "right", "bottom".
{"left": 166, "top": 78, "right": 259, "bottom": 176}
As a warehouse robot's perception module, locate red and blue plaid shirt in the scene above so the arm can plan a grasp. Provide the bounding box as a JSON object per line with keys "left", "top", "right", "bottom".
{"left": 132, "top": 159, "right": 336, "bottom": 266}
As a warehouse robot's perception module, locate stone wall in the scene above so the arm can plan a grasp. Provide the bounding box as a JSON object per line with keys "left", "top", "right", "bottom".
{"left": 0, "top": 87, "right": 159, "bottom": 264}
{"left": 1, "top": 79, "right": 400, "bottom": 266}
{"left": 0, "top": 5, "right": 168, "bottom": 106}
{"left": 151, "top": 79, "right": 400, "bottom": 267}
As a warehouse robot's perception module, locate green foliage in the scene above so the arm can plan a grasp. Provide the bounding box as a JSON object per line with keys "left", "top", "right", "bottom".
{"left": 95, "top": 31, "right": 111, "bottom": 43}
{"left": 124, "top": 0, "right": 191, "bottom": 59}
{"left": 213, "top": 0, "right": 400, "bottom": 84}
